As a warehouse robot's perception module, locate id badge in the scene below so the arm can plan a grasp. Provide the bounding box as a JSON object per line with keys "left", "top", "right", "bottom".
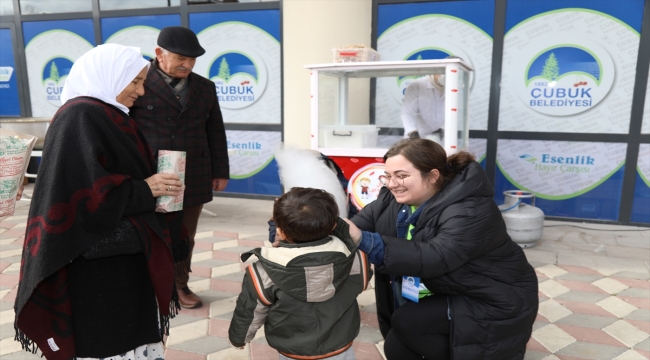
{"left": 402, "top": 276, "right": 420, "bottom": 303}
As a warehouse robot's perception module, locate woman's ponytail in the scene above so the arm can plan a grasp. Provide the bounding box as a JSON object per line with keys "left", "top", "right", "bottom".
{"left": 435, "top": 151, "right": 475, "bottom": 190}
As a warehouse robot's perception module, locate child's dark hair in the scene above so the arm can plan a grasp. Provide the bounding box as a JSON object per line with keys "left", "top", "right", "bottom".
{"left": 273, "top": 187, "right": 339, "bottom": 243}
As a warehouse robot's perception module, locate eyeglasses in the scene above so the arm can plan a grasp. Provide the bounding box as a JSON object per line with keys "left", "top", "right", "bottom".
{"left": 379, "top": 174, "right": 411, "bottom": 187}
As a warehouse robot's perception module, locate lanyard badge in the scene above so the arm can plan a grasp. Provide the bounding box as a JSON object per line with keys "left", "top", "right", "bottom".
{"left": 402, "top": 276, "right": 420, "bottom": 303}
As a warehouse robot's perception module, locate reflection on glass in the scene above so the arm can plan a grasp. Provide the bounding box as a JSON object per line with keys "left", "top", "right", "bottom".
{"left": 188, "top": 0, "right": 277, "bottom": 4}
{"left": 20, "top": 0, "right": 92, "bottom": 14}
{"left": 100, "top": 0, "right": 179, "bottom": 10}
{"left": 0, "top": 0, "right": 13, "bottom": 15}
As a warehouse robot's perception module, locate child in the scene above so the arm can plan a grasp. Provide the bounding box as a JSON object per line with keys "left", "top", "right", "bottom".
{"left": 229, "top": 187, "right": 372, "bottom": 360}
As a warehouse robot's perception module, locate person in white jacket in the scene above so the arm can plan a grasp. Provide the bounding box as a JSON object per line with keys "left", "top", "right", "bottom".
{"left": 400, "top": 73, "right": 445, "bottom": 144}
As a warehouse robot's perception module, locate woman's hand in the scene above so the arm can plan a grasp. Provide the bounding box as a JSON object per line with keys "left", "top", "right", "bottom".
{"left": 343, "top": 218, "right": 362, "bottom": 245}
{"left": 145, "top": 173, "right": 184, "bottom": 198}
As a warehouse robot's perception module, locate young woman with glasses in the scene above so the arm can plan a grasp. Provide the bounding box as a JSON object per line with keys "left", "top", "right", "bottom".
{"left": 345, "top": 138, "right": 538, "bottom": 360}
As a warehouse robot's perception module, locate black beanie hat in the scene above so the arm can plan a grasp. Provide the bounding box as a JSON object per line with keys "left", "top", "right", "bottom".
{"left": 157, "top": 26, "right": 206, "bottom": 58}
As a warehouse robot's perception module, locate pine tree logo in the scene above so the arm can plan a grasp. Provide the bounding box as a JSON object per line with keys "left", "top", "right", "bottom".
{"left": 540, "top": 53, "right": 559, "bottom": 82}
{"left": 416, "top": 54, "right": 423, "bottom": 60}
{"left": 49, "top": 61, "right": 60, "bottom": 84}
{"left": 216, "top": 58, "right": 230, "bottom": 82}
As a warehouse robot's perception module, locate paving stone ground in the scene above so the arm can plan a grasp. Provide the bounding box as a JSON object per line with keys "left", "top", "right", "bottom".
{"left": 0, "top": 185, "right": 648, "bottom": 360}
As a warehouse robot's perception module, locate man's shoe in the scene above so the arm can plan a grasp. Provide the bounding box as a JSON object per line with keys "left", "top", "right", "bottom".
{"left": 178, "top": 286, "right": 203, "bottom": 309}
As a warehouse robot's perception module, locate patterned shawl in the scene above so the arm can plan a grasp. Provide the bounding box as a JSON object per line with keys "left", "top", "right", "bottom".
{"left": 14, "top": 97, "right": 185, "bottom": 360}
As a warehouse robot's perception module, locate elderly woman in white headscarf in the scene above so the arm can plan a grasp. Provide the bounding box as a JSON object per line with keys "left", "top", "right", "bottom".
{"left": 15, "top": 44, "right": 186, "bottom": 360}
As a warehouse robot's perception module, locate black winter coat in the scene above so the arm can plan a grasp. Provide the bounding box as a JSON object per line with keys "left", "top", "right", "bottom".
{"left": 351, "top": 162, "right": 538, "bottom": 359}
{"left": 130, "top": 61, "right": 230, "bottom": 207}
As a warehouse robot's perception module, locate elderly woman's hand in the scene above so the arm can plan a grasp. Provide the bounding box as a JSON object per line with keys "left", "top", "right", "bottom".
{"left": 145, "top": 173, "right": 184, "bottom": 198}
{"left": 343, "top": 218, "right": 362, "bottom": 245}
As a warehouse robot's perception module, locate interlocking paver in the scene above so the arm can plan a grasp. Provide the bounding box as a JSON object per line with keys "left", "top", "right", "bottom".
{"left": 538, "top": 299, "right": 573, "bottom": 322}
{"left": 556, "top": 279, "right": 608, "bottom": 294}
{"left": 555, "top": 341, "right": 627, "bottom": 360}
{"left": 603, "top": 320, "right": 650, "bottom": 348}
{"left": 554, "top": 324, "right": 626, "bottom": 348}
{"left": 167, "top": 319, "right": 209, "bottom": 347}
{"left": 618, "top": 296, "right": 650, "bottom": 310}
{"left": 355, "top": 325, "right": 384, "bottom": 344}
{"left": 591, "top": 278, "right": 629, "bottom": 294}
{"left": 537, "top": 264, "right": 569, "bottom": 278}
{"left": 626, "top": 319, "right": 650, "bottom": 334}
{"left": 523, "top": 350, "right": 550, "bottom": 360}
{"left": 555, "top": 313, "right": 618, "bottom": 329}
{"left": 612, "top": 277, "right": 650, "bottom": 289}
{"left": 625, "top": 309, "right": 650, "bottom": 322}
{"left": 555, "top": 273, "right": 604, "bottom": 283}
{"left": 597, "top": 297, "right": 640, "bottom": 318}
{"left": 165, "top": 348, "right": 206, "bottom": 360}
{"left": 618, "top": 288, "right": 650, "bottom": 299}
{"left": 533, "top": 320, "right": 550, "bottom": 331}
{"left": 634, "top": 337, "right": 650, "bottom": 350}
{"left": 533, "top": 324, "right": 576, "bottom": 353}
{"left": 0, "top": 323, "right": 14, "bottom": 341}
{"left": 555, "top": 290, "right": 610, "bottom": 304}
{"left": 353, "top": 341, "right": 384, "bottom": 359}
{"left": 169, "top": 335, "right": 231, "bottom": 355}
{"left": 539, "top": 279, "right": 571, "bottom": 298}
{"left": 613, "top": 349, "right": 648, "bottom": 360}
{"left": 193, "top": 258, "right": 240, "bottom": 268}
{"left": 208, "top": 318, "right": 230, "bottom": 338}
{"left": 526, "top": 337, "right": 551, "bottom": 353}
{"left": 207, "top": 346, "right": 249, "bottom": 360}
{"left": 0, "top": 338, "right": 23, "bottom": 356}
{"left": 612, "top": 272, "right": 650, "bottom": 281}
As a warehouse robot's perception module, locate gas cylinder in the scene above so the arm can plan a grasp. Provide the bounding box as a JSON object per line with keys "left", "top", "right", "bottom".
{"left": 499, "top": 190, "right": 545, "bottom": 248}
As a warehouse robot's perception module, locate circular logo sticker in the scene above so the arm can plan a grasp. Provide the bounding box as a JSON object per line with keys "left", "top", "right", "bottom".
{"left": 25, "top": 29, "right": 93, "bottom": 117}
{"left": 194, "top": 22, "right": 280, "bottom": 124}
{"left": 41, "top": 57, "right": 73, "bottom": 106}
{"left": 104, "top": 25, "right": 160, "bottom": 60}
{"left": 348, "top": 163, "right": 386, "bottom": 210}
{"left": 386, "top": 43, "right": 474, "bottom": 107}
{"left": 208, "top": 47, "right": 267, "bottom": 110}
{"left": 514, "top": 35, "right": 615, "bottom": 116}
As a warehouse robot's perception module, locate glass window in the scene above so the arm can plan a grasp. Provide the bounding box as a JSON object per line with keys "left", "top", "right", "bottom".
{"left": 0, "top": 0, "right": 14, "bottom": 15}
{"left": 20, "top": 0, "right": 92, "bottom": 14}
{"left": 100, "top": 0, "right": 179, "bottom": 11}
{"left": 188, "top": 0, "right": 277, "bottom": 4}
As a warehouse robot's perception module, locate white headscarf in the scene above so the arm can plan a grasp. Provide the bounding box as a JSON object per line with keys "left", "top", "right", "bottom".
{"left": 61, "top": 43, "right": 150, "bottom": 114}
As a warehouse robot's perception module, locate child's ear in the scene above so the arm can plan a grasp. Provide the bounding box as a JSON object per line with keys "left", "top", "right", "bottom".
{"left": 332, "top": 222, "right": 337, "bottom": 231}
{"left": 276, "top": 227, "right": 286, "bottom": 240}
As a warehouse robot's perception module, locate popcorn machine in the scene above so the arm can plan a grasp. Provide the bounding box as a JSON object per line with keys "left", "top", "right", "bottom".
{"left": 304, "top": 59, "right": 473, "bottom": 210}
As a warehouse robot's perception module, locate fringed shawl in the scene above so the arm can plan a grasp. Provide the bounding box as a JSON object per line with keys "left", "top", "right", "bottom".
{"left": 14, "top": 97, "right": 185, "bottom": 360}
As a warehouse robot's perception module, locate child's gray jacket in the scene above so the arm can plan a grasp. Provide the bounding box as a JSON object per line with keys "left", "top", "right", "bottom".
{"left": 229, "top": 219, "right": 372, "bottom": 359}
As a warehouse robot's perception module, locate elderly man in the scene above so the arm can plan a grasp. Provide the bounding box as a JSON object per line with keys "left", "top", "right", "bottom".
{"left": 130, "top": 26, "right": 229, "bottom": 309}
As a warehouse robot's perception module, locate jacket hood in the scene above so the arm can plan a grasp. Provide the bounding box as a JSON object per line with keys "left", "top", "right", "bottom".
{"left": 240, "top": 218, "right": 358, "bottom": 302}
{"left": 423, "top": 162, "right": 493, "bottom": 216}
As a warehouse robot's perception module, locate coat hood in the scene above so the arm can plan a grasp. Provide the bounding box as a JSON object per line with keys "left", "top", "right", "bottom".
{"left": 416, "top": 161, "right": 494, "bottom": 220}
{"left": 240, "top": 218, "right": 358, "bottom": 302}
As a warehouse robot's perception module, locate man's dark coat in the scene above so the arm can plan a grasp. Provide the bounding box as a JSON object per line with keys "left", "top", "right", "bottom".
{"left": 130, "top": 61, "right": 229, "bottom": 207}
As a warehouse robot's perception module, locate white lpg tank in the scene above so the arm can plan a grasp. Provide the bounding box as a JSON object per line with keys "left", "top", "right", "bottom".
{"left": 499, "top": 191, "right": 545, "bottom": 248}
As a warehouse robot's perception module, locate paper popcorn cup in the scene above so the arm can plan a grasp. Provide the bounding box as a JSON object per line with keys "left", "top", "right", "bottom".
{"left": 155, "top": 150, "right": 186, "bottom": 213}
{"left": 0, "top": 129, "right": 37, "bottom": 217}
